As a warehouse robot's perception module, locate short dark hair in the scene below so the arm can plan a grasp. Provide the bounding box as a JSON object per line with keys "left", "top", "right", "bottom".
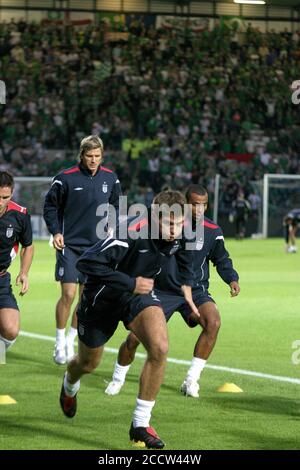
{"left": 186, "top": 184, "right": 207, "bottom": 201}
{"left": 0, "top": 171, "right": 14, "bottom": 189}
{"left": 153, "top": 190, "right": 186, "bottom": 208}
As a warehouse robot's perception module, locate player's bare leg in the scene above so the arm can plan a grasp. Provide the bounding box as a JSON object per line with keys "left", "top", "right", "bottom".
{"left": 289, "top": 227, "right": 297, "bottom": 252}
{"left": 59, "top": 339, "right": 104, "bottom": 418}
{"left": 65, "top": 284, "right": 84, "bottom": 362}
{"left": 105, "top": 332, "right": 140, "bottom": 395}
{"left": 127, "top": 306, "right": 168, "bottom": 449}
{"left": 67, "top": 339, "right": 103, "bottom": 382}
{"left": 54, "top": 282, "right": 77, "bottom": 365}
{"left": 129, "top": 306, "right": 168, "bottom": 400}
{"left": 0, "top": 308, "right": 20, "bottom": 352}
{"left": 56, "top": 283, "right": 77, "bottom": 329}
{"left": 181, "top": 301, "right": 221, "bottom": 398}
{"left": 193, "top": 302, "right": 221, "bottom": 359}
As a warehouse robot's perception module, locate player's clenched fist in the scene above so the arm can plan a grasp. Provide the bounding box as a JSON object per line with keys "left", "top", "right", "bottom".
{"left": 134, "top": 277, "right": 154, "bottom": 295}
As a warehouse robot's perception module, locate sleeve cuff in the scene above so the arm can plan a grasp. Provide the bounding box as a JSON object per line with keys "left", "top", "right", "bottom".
{"left": 128, "top": 277, "right": 136, "bottom": 293}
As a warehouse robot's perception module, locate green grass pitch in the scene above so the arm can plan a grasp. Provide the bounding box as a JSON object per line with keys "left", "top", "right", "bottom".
{"left": 0, "top": 239, "right": 300, "bottom": 450}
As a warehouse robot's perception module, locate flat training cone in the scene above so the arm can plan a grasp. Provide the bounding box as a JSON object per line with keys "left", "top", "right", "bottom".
{"left": 0, "top": 395, "right": 17, "bottom": 405}
{"left": 217, "top": 383, "right": 243, "bottom": 393}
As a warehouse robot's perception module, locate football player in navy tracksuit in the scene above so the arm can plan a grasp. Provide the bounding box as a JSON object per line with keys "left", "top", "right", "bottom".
{"left": 105, "top": 184, "right": 240, "bottom": 399}
{"left": 43, "top": 135, "right": 122, "bottom": 365}
{"left": 0, "top": 171, "right": 34, "bottom": 356}
{"left": 59, "top": 190, "right": 199, "bottom": 449}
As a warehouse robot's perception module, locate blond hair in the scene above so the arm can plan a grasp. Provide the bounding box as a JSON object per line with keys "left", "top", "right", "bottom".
{"left": 77, "top": 135, "right": 104, "bottom": 161}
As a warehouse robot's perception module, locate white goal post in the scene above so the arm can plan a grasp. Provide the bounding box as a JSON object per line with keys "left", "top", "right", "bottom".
{"left": 213, "top": 173, "right": 300, "bottom": 238}
{"left": 213, "top": 174, "right": 220, "bottom": 224}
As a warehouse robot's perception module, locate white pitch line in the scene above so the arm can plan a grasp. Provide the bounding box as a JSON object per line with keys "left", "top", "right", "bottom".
{"left": 19, "top": 330, "right": 300, "bottom": 385}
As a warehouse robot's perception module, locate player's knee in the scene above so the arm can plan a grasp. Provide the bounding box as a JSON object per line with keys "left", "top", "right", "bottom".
{"left": 61, "top": 289, "right": 76, "bottom": 306}
{"left": 1, "top": 326, "right": 19, "bottom": 341}
{"left": 126, "top": 334, "right": 140, "bottom": 351}
{"left": 207, "top": 315, "right": 221, "bottom": 336}
{"left": 148, "top": 339, "right": 169, "bottom": 363}
{"left": 79, "top": 356, "right": 100, "bottom": 374}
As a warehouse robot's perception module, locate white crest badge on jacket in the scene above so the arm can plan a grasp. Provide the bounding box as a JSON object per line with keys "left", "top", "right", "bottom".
{"left": 6, "top": 226, "right": 13, "bottom": 238}
{"left": 102, "top": 182, "right": 108, "bottom": 193}
{"left": 169, "top": 242, "right": 180, "bottom": 255}
{"left": 196, "top": 239, "right": 204, "bottom": 250}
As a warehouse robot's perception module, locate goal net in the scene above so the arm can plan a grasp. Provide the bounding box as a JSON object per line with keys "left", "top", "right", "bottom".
{"left": 13, "top": 174, "right": 300, "bottom": 239}
{"left": 14, "top": 177, "right": 52, "bottom": 239}
{"left": 261, "top": 174, "right": 300, "bottom": 238}
{"left": 213, "top": 173, "right": 300, "bottom": 238}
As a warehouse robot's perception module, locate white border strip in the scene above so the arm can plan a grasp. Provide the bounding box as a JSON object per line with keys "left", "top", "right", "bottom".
{"left": 19, "top": 330, "right": 300, "bottom": 385}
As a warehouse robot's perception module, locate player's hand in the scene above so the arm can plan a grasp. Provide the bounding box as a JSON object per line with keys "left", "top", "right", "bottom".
{"left": 53, "top": 233, "right": 65, "bottom": 250}
{"left": 134, "top": 277, "right": 154, "bottom": 295}
{"left": 181, "top": 285, "right": 200, "bottom": 318}
{"left": 16, "top": 273, "right": 29, "bottom": 296}
{"left": 230, "top": 281, "right": 240, "bottom": 297}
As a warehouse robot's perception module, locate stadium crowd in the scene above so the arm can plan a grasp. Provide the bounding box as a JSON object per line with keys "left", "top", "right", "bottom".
{"left": 1, "top": 17, "right": 300, "bottom": 213}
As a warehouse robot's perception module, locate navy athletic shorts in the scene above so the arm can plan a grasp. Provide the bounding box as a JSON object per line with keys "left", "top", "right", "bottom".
{"left": 55, "top": 246, "right": 86, "bottom": 284}
{"left": 0, "top": 272, "right": 19, "bottom": 310}
{"left": 156, "top": 288, "right": 215, "bottom": 328}
{"left": 77, "top": 287, "right": 163, "bottom": 348}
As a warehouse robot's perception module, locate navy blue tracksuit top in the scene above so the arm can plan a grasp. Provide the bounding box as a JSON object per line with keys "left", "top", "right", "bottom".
{"left": 43, "top": 163, "right": 122, "bottom": 254}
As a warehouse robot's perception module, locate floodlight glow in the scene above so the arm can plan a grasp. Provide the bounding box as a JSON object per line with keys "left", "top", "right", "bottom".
{"left": 234, "top": 0, "right": 266, "bottom": 4}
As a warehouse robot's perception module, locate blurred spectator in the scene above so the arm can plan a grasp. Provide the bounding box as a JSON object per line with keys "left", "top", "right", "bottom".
{"left": 231, "top": 191, "right": 251, "bottom": 240}
{"left": 0, "top": 18, "right": 299, "bottom": 213}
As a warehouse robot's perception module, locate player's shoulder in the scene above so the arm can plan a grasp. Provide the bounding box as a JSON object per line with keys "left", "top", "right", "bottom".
{"left": 52, "top": 165, "right": 80, "bottom": 183}
{"left": 105, "top": 212, "right": 149, "bottom": 243}
{"left": 127, "top": 214, "right": 149, "bottom": 233}
{"left": 7, "top": 200, "right": 28, "bottom": 215}
{"left": 61, "top": 165, "right": 81, "bottom": 176}
{"left": 99, "top": 166, "right": 119, "bottom": 182}
{"left": 204, "top": 217, "right": 220, "bottom": 231}
{"left": 204, "top": 217, "right": 224, "bottom": 238}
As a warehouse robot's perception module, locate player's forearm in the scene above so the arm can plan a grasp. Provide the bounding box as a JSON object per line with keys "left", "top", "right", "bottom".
{"left": 43, "top": 207, "right": 61, "bottom": 235}
{"left": 77, "top": 260, "right": 136, "bottom": 292}
{"left": 181, "top": 284, "right": 192, "bottom": 295}
{"left": 216, "top": 262, "right": 239, "bottom": 284}
{"left": 19, "top": 245, "right": 34, "bottom": 275}
{"left": 175, "top": 250, "right": 194, "bottom": 286}
{"left": 179, "top": 276, "right": 194, "bottom": 286}
{"left": 181, "top": 284, "right": 199, "bottom": 316}
{"left": 43, "top": 185, "right": 64, "bottom": 235}
{"left": 94, "top": 270, "right": 136, "bottom": 292}
{"left": 212, "top": 246, "right": 239, "bottom": 284}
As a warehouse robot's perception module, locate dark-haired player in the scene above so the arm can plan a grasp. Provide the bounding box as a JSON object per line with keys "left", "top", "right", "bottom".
{"left": 59, "top": 190, "right": 198, "bottom": 449}
{"left": 0, "top": 171, "right": 34, "bottom": 355}
{"left": 105, "top": 185, "right": 240, "bottom": 398}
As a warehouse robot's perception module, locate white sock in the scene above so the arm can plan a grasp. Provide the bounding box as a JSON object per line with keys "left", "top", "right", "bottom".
{"left": 132, "top": 398, "right": 155, "bottom": 428}
{"left": 56, "top": 328, "right": 65, "bottom": 349}
{"left": 186, "top": 357, "right": 207, "bottom": 383}
{"left": 0, "top": 334, "right": 16, "bottom": 350}
{"left": 112, "top": 362, "right": 131, "bottom": 383}
{"left": 66, "top": 326, "right": 77, "bottom": 345}
{"left": 63, "top": 372, "right": 80, "bottom": 397}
